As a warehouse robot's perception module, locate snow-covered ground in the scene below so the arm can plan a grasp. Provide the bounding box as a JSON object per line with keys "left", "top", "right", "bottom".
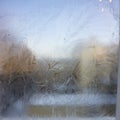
{"left": 29, "top": 93, "right": 116, "bottom": 106}
{"left": 1, "top": 93, "right": 116, "bottom": 119}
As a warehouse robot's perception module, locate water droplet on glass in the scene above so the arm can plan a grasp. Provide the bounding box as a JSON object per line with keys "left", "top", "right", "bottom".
{"left": 101, "top": 8, "right": 105, "bottom": 12}
{"left": 109, "top": 0, "right": 112, "bottom": 3}
{"left": 99, "top": 0, "right": 103, "bottom": 2}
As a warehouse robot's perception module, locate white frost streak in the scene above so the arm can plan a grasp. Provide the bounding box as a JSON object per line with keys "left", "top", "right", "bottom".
{"left": 30, "top": 94, "right": 116, "bottom": 106}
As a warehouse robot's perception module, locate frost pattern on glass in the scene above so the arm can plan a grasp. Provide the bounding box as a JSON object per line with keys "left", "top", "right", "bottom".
{"left": 0, "top": 0, "right": 119, "bottom": 119}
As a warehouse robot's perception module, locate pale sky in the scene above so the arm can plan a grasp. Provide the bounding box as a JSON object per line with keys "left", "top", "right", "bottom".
{"left": 0, "top": 0, "right": 119, "bottom": 58}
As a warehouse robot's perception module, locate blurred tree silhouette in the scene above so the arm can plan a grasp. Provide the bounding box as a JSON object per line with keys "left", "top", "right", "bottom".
{"left": 0, "top": 30, "right": 37, "bottom": 114}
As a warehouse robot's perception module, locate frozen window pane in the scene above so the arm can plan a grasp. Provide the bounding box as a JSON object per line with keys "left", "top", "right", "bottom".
{"left": 0, "top": 0, "right": 119, "bottom": 119}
